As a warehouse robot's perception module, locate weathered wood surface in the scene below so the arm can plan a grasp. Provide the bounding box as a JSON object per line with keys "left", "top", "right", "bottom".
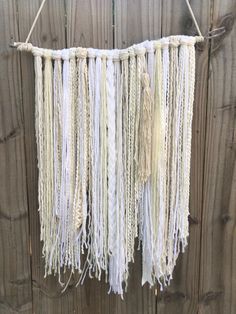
{"left": 0, "top": 0, "right": 235, "bottom": 313}
{"left": 199, "top": 1, "right": 236, "bottom": 313}
{"left": 0, "top": 1, "right": 32, "bottom": 313}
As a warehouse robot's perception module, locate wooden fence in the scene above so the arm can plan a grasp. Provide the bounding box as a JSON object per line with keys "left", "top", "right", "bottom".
{"left": 0, "top": 0, "right": 235, "bottom": 313}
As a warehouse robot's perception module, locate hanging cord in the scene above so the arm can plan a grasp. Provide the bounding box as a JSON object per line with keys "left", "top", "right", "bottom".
{"left": 9, "top": 0, "right": 225, "bottom": 48}
{"left": 24, "top": 0, "right": 202, "bottom": 39}
{"left": 10, "top": 0, "right": 47, "bottom": 47}
{"left": 184, "top": 0, "right": 203, "bottom": 37}
{"left": 25, "top": 0, "right": 47, "bottom": 43}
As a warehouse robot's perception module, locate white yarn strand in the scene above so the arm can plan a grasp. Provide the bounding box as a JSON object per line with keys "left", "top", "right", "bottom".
{"left": 107, "top": 53, "right": 117, "bottom": 257}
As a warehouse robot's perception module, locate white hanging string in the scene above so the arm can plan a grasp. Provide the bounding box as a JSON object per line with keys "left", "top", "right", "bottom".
{"left": 25, "top": 0, "right": 47, "bottom": 43}
{"left": 10, "top": 0, "right": 204, "bottom": 49}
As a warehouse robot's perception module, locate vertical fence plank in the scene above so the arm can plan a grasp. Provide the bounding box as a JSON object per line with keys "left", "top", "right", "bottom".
{"left": 66, "top": 0, "right": 113, "bottom": 49}
{"left": 157, "top": 0, "right": 211, "bottom": 313}
{"left": 199, "top": 1, "right": 236, "bottom": 313}
{"left": 0, "top": 0, "right": 32, "bottom": 313}
{"left": 17, "top": 1, "right": 70, "bottom": 313}
{"left": 114, "top": 0, "right": 162, "bottom": 49}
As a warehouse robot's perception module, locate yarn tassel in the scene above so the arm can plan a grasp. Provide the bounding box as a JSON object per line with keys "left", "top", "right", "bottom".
{"left": 138, "top": 72, "right": 153, "bottom": 184}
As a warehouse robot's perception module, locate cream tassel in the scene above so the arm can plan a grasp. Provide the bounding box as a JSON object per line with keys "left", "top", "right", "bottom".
{"left": 138, "top": 72, "right": 153, "bottom": 183}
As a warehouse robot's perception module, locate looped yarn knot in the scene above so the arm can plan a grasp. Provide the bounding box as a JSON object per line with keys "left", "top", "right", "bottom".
{"left": 112, "top": 50, "right": 120, "bottom": 62}
{"left": 145, "top": 41, "right": 154, "bottom": 53}
{"left": 160, "top": 38, "right": 169, "bottom": 49}
{"left": 69, "top": 48, "right": 76, "bottom": 58}
{"left": 119, "top": 50, "right": 129, "bottom": 60}
{"left": 134, "top": 46, "right": 146, "bottom": 57}
{"left": 52, "top": 50, "right": 62, "bottom": 60}
{"left": 61, "top": 49, "right": 70, "bottom": 61}
{"left": 106, "top": 51, "right": 114, "bottom": 60}
{"left": 87, "top": 48, "right": 96, "bottom": 59}
{"left": 154, "top": 41, "right": 162, "bottom": 50}
{"left": 32, "top": 47, "right": 44, "bottom": 58}
{"left": 17, "top": 43, "right": 33, "bottom": 52}
{"left": 44, "top": 49, "right": 52, "bottom": 60}
{"left": 169, "top": 38, "right": 180, "bottom": 48}
{"left": 76, "top": 48, "right": 87, "bottom": 59}
{"left": 195, "top": 35, "right": 205, "bottom": 43}
{"left": 96, "top": 50, "right": 107, "bottom": 60}
{"left": 128, "top": 48, "right": 135, "bottom": 58}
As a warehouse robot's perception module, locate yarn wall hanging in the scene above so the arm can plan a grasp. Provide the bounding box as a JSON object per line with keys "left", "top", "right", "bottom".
{"left": 12, "top": 0, "right": 207, "bottom": 297}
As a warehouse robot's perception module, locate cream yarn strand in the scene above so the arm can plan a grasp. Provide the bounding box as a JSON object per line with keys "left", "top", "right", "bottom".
{"left": 80, "top": 49, "right": 89, "bottom": 248}
{"left": 34, "top": 52, "right": 43, "bottom": 223}
{"left": 100, "top": 53, "right": 108, "bottom": 275}
{"left": 115, "top": 52, "right": 127, "bottom": 293}
{"left": 33, "top": 50, "right": 45, "bottom": 254}
{"left": 42, "top": 51, "right": 54, "bottom": 276}
{"left": 87, "top": 48, "right": 97, "bottom": 275}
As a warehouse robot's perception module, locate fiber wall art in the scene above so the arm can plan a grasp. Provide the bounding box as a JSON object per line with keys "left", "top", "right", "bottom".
{"left": 16, "top": 34, "right": 203, "bottom": 296}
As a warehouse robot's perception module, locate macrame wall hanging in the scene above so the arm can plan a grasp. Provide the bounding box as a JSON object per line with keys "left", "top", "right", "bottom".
{"left": 11, "top": 0, "right": 210, "bottom": 297}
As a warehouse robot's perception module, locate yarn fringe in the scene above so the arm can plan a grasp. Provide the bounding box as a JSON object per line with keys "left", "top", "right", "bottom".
{"left": 26, "top": 35, "right": 199, "bottom": 296}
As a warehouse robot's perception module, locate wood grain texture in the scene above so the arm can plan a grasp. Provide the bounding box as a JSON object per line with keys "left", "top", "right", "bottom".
{"left": 66, "top": 0, "right": 113, "bottom": 49}
{"left": 199, "top": 1, "right": 236, "bottom": 313}
{"left": 156, "top": 0, "right": 211, "bottom": 313}
{"left": 0, "top": 0, "right": 32, "bottom": 313}
{"left": 0, "top": 0, "right": 235, "bottom": 313}
{"left": 114, "top": 0, "right": 162, "bottom": 48}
